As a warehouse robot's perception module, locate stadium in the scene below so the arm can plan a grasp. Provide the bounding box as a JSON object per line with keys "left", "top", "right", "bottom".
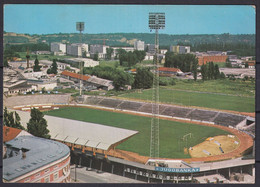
{"left": 3, "top": 94, "right": 255, "bottom": 183}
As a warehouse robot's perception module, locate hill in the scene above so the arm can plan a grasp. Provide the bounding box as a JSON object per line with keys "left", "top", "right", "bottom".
{"left": 4, "top": 32, "right": 255, "bottom": 56}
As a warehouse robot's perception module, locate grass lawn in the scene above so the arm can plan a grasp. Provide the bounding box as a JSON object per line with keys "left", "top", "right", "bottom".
{"left": 118, "top": 87, "right": 254, "bottom": 113}
{"left": 17, "top": 52, "right": 75, "bottom": 61}
{"left": 44, "top": 107, "right": 230, "bottom": 158}
{"left": 170, "top": 79, "right": 255, "bottom": 97}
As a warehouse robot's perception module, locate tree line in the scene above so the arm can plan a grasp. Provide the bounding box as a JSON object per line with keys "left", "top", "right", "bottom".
{"left": 200, "top": 62, "right": 225, "bottom": 81}
{"left": 83, "top": 66, "right": 153, "bottom": 90}
{"left": 5, "top": 43, "right": 50, "bottom": 52}
{"left": 164, "top": 52, "right": 198, "bottom": 80}
{"left": 117, "top": 49, "right": 146, "bottom": 67}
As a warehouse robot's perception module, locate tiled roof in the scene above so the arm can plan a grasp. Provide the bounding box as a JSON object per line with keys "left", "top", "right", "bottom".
{"left": 3, "top": 126, "right": 22, "bottom": 143}
{"left": 158, "top": 67, "right": 181, "bottom": 72}
{"left": 61, "top": 71, "right": 90, "bottom": 81}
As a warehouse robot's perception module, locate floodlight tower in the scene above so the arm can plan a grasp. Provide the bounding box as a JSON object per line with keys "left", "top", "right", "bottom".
{"left": 149, "top": 12, "right": 165, "bottom": 158}
{"left": 76, "top": 22, "right": 84, "bottom": 96}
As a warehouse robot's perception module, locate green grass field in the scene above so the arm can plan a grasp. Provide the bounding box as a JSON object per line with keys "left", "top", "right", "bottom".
{"left": 44, "top": 107, "right": 230, "bottom": 158}
{"left": 118, "top": 81, "right": 255, "bottom": 112}
{"left": 170, "top": 79, "right": 255, "bottom": 97}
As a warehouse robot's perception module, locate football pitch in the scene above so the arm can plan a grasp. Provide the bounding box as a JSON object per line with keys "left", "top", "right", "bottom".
{"left": 44, "top": 107, "right": 230, "bottom": 158}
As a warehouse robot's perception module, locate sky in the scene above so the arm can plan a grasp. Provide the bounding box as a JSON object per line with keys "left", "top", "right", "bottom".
{"left": 4, "top": 4, "right": 255, "bottom": 35}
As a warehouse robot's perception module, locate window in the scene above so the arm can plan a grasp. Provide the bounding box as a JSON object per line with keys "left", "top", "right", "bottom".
{"left": 44, "top": 169, "right": 49, "bottom": 174}
{"left": 54, "top": 165, "right": 58, "bottom": 170}
{"left": 35, "top": 173, "right": 40, "bottom": 178}
{"left": 44, "top": 176, "right": 50, "bottom": 183}
{"left": 54, "top": 172, "right": 59, "bottom": 181}
{"left": 24, "top": 178, "right": 30, "bottom": 182}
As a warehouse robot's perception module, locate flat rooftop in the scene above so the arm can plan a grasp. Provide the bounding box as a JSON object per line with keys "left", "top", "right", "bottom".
{"left": 3, "top": 135, "right": 70, "bottom": 182}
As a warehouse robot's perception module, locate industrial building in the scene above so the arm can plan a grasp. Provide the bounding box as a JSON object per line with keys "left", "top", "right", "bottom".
{"left": 3, "top": 126, "right": 71, "bottom": 183}
{"left": 50, "top": 43, "right": 66, "bottom": 54}
{"left": 62, "top": 58, "right": 99, "bottom": 68}
{"left": 134, "top": 40, "right": 145, "bottom": 51}
{"left": 197, "top": 55, "right": 228, "bottom": 66}
{"left": 170, "top": 45, "right": 190, "bottom": 54}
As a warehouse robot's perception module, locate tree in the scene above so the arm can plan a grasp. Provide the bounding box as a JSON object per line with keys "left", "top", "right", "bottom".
{"left": 245, "top": 62, "right": 249, "bottom": 68}
{"left": 201, "top": 64, "right": 207, "bottom": 81}
{"left": 133, "top": 50, "right": 146, "bottom": 63}
{"left": 113, "top": 70, "right": 134, "bottom": 90}
{"left": 192, "top": 58, "right": 198, "bottom": 81}
{"left": 133, "top": 68, "right": 153, "bottom": 89}
{"left": 208, "top": 62, "right": 215, "bottom": 80}
{"left": 33, "top": 58, "right": 41, "bottom": 72}
{"left": 47, "top": 59, "right": 58, "bottom": 74}
{"left": 214, "top": 64, "right": 220, "bottom": 79}
{"left": 106, "top": 47, "right": 114, "bottom": 60}
{"left": 51, "top": 59, "right": 58, "bottom": 74}
{"left": 93, "top": 53, "right": 99, "bottom": 61}
{"left": 3, "top": 107, "right": 25, "bottom": 130}
{"left": 27, "top": 108, "right": 50, "bottom": 139}
{"left": 220, "top": 72, "right": 226, "bottom": 79}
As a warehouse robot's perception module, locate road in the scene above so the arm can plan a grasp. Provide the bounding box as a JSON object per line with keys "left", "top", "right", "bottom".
{"left": 70, "top": 165, "right": 144, "bottom": 183}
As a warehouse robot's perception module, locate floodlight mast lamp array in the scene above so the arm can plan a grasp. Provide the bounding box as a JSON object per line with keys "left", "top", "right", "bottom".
{"left": 149, "top": 13, "right": 165, "bottom": 159}
{"left": 76, "top": 22, "right": 84, "bottom": 96}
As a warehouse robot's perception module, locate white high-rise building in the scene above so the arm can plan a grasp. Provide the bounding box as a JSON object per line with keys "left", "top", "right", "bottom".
{"left": 50, "top": 42, "right": 66, "bottom": 53}
{"left": 134, "top": 40, "right": 145, "bottom": 51}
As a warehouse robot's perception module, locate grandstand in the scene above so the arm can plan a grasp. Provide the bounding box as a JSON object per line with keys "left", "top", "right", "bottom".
{"left": 161, "top": 106, "right": 192, "bottom": 118}
{"left": 117, "top": 101, "right": 144, "bottom": 111}
{"left": 187, "top": 109, "right": 218, "bottom": 121}
{"left": 82, "top": 96, "right": 247, "bottom": 127}
{"left": 213, "top": 113, "right": 246, "bottom": 127}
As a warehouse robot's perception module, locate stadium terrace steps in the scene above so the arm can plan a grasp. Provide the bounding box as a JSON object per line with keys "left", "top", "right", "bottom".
{"left": 213, "top": 113, "right": 246, "bottom": 127}
{"left": 117, "top": 101, "right": 144, "bottom": 111}
{"left": 187, "top": 109, "right": 218, "bottom": 121}
{"left": 161, "top": 106, "right": 192, "bottom": 118}
{"left": 98, "top": 98, "right": 124, "bottom": 108}
{"left": 82, "top": 96, "right": 247, "bottom": 127}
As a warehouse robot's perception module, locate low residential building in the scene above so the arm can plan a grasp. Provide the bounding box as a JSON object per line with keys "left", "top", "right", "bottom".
{"left": 50, "top": 43, "right": 66, "bottom": 54}
{"left": 160, "top": 49, "right": 168, "bottom": 54}
{"left": 3, "top": 126, "right": 71, "bottom": 183}
{"left": 247, "top": 61, "right": 255, "bottom": 69}
{"left": 40, "top": 60, "right": 71, "bottom": 71}
{"left": 157, "top": 67, "right": 183, "bottom": 76}
{"left": 4, "top": 80, "right": 32, "bottom": 95}
{"left": 61, "top": 71, "right": 90, "bottom": 83}
{"left": 31, "top": 51, "right": 51, "bottom": 55}
{"left": 61, "top": 71, "right": 114, "bottom": 90}
{"left": 145, "top": 53, "right": 154, "bottom": 60}
{"left": 87, "top": 76, "right": 114, "bottom": 91}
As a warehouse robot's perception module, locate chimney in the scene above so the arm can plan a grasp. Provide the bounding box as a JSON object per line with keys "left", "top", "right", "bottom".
{"left": 22, "top": 149, "right": 26, "bottom": 159}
